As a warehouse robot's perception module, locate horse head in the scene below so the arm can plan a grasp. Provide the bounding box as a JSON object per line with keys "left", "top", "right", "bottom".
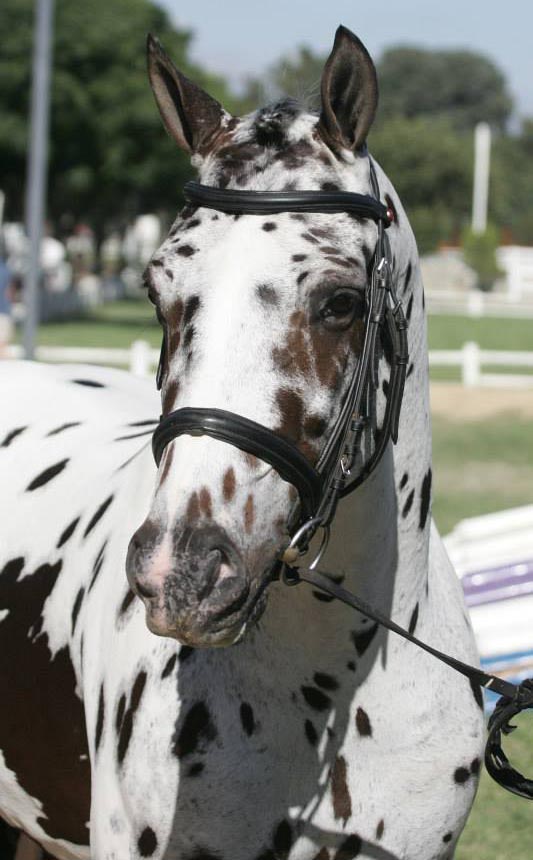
{"left": 126, "top": 26, "right": 393, "bottom": 647}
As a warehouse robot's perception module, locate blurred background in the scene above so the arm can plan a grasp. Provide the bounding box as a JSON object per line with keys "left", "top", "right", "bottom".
{"left": 0, "top": 1, "right": 532, "bottom": 855}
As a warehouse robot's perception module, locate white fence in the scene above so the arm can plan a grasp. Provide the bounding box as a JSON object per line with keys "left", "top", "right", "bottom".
{"left": 429, "top": 341, "right": 533, "bottom": 388}
{"left": 425, "top": 289, "right": 533, "bottom": 319}
{"left": 7, "top": 340, "right": 533, "bottom": 389}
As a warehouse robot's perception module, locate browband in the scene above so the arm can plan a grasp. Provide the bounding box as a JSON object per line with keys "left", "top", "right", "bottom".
{"left": 184, "top": 181, "right": 391, "bottom": 224}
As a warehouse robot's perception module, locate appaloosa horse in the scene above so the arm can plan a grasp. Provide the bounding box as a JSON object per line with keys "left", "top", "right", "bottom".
{"left": 0, "top": 26, "right": 484, "bottom": 860}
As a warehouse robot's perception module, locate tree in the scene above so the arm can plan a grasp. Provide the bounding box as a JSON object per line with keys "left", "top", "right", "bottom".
{"left": 370, "top": 116, "right": 473, "bottom": 253}
{"left": 377, "top": 48, "right": 513, "bottom": 132}
{"left": 0, "top": 0, "right": 236, "bottom": 232}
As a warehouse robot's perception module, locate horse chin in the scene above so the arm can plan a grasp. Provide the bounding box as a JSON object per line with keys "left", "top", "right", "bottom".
{"left": 141, "top": 587, "right": 269, "bottom": 647}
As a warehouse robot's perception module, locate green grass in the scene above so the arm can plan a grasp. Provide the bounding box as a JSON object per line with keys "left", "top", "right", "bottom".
{"left": 17, "top": 299, "right": 161, "bottom": 349}
{"left": 427, "top": 314, "right": 533, "bottom": 351}
{"left": 432, "top": 415, "right": 533, "bottom": 535}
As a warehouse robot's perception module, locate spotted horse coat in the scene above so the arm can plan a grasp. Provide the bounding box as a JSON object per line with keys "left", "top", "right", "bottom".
{"left": 0, "top": 26, "right": 484, "bottom": 860}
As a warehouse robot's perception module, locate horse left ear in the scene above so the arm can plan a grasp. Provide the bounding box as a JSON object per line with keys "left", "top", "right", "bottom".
{"left": 147, "top": 34, "right": 229, "bottom": 154}
{"left": 318, "top": 25, "right": 378, "bottom": 154}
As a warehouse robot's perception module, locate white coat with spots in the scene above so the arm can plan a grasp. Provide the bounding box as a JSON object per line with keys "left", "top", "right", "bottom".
{"left": 0, "top": 26, "right": 484, "bottom": 860}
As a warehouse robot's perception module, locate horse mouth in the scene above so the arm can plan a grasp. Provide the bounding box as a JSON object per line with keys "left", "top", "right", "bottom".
{"left": 138, "top": 566, "right": 271, "bottom": 647}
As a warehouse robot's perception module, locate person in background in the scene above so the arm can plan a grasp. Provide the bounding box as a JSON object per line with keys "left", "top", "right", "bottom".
{"left": 0, "top": 254, "right": 14, "bottom": 358}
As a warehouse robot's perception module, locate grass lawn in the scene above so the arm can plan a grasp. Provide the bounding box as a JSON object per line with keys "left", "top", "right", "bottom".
{"left": 432, "top": 414, "right": 533, "bottom": 535}
{"left": 427, "top": 314, "right": 533, "bottom": 352}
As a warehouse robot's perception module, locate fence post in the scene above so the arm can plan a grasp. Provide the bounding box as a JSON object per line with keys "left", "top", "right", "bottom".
{"left": 130, "top": 340, "right": 151, "bottom": 377}
{"left": 462, "top": 341, "right": 480, "bottom": 387}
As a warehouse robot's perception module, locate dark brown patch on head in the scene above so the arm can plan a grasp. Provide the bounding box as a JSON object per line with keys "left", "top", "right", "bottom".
{"left": 162, "top": 378, "right": 180, "bottom": 416}
{"left": 292, "top": 254, "right": 307, "bottom": 262}
{"left": 244, "top": 494, "right": 255, "bottom": 534}
{"left": 313, "top": 849, "right": 330, "bottom": 860}
{"left": 304, "top": 414, "right": 328, "bottom": 439}
{"left": 186, "top": 492, "right": 201, "bottom": 522}
{"left": 330, "top": 755, "right": 352, "bottom": 824}
{"left": 0, "top": 557, "right": 90, "bottom": 842}
{"left": 275, "top": 388, "right": 304, "bottom": 442}
{"left": 199, "top": 487, "right": 213, "bottom": 518}
{"left": 262, "top": 222, "right": 277, "bottom": 232}
{"left": 177, "top": 245, "right": 196, "bottom": 257}
{"left": 272, "top": 310, "right": 312, "bottom": 377}
{"left": 222, "top": 467, "right": 236, "bottom": 502}
{"left": 167, "top": 298, "right": 184, "bottom": 330}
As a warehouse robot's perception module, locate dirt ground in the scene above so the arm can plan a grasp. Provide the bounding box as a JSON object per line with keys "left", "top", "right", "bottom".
{"left": 430, "top": 382, "right": 533, "bottom": 421}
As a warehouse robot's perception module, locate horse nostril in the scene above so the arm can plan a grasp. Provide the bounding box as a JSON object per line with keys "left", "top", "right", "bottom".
{"left": 197, "top": 548, "right": 223, "bottom": 600}
{"left": 136, "top": 581, "right": 156, "bottom": 598}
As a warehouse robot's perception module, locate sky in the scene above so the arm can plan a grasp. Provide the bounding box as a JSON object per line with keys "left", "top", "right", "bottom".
{"left": 157, "top": 0, "right": 533, "bottom": 120}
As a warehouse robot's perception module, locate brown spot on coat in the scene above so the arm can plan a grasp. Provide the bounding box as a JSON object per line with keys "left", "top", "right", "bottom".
{"left": 331, "top": 755, "right": 352, "bottom": 824}
{"left": 376, "top": 819, "right": 385, "bottom": 840}
{"left": 244, "top": 494, "right": 255, "bottom": 533}
{"left": 186, "top": 492, "right": 200, "bottom": 522}
{"left": 222, "top": 467, "right": 236, "bottom": 502}
{"left": 199, "top": 487, "right": 213, "bottom": 518}
{"left": 275, "top": 388, "right": 304, "bottom": 441}
{"left": 177, "top": 245, "right": 196, "bottom": 257}
{"left": 163, "top": 379, "right": 179, "bottom": 416}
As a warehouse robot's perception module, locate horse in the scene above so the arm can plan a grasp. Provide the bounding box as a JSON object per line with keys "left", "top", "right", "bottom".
{"left": 0, "top": 25, "right": 485, "bottom": 860}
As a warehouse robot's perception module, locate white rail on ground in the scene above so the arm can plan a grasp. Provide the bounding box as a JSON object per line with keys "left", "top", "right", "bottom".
{"left": 6, "top": 340, "right": 533, "bottom": 388}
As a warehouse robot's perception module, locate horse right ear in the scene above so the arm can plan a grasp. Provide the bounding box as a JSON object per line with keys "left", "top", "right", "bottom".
{"left": 147, "top": 34, "right": 229, "bottom": 154}
{"left": 318, "top": 25, "right": 378, "bottom": 154}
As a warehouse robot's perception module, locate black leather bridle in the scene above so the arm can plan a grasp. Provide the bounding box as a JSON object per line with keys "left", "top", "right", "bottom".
{"left": 153, "top": 161, "right": 407, "bottom": 555}
{"left": 150, "top": 159, "right": 533, "bottom": 800}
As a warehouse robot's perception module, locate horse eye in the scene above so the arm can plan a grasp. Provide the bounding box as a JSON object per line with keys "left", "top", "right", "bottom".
{"left": 319, "top": 290, "right": 362, "bottom": 329}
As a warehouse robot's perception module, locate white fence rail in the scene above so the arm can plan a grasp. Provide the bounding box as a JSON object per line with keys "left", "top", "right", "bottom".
{"left": 6, "top": 340, "right": 533, "bottom": 388}
{"left": 425, "top": 289, "right": 533, "bottom": 319}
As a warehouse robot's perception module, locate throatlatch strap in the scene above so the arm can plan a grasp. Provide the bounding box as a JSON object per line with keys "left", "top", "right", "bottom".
{"left": 280, "top": 564, "right": 533, "bottom": 800}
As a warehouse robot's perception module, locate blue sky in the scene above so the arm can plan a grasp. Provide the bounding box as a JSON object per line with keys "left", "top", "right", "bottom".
{"left": 158, "top": 0, "right": 533, "bottom": 120}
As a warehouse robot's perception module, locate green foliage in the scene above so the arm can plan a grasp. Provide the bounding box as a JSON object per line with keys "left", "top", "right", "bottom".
{"left": 370, "top": 116, "right": 472, "bottom": 253}
{"left": 461, "top": 224, "right": 502, "bottom": 290}
{"left": 378, "top": 47, "right": 513, "bottom": 131}
{"left": 0, "top": 0, "right": 236, "bottom": 229}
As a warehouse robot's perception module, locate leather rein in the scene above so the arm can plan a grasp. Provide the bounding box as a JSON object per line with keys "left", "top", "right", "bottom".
{"left": 150, "top": 160, "right": 533, "bottom": 800}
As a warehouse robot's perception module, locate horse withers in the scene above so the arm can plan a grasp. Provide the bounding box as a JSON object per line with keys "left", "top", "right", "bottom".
{"left": 0, "top": 26, "right": 484, "bottom": 860}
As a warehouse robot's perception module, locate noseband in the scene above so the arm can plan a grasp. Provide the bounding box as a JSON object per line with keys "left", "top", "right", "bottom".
{"left": 152, "top": 159, "right": 408, "bottom": 555}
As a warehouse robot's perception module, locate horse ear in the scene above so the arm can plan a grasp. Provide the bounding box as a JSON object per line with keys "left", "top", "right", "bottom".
{"left": 318, "top": 26, "right": 378, "bottom": 154}
{"left": 147, "top": 34, "right": 228, "bottom": 153}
